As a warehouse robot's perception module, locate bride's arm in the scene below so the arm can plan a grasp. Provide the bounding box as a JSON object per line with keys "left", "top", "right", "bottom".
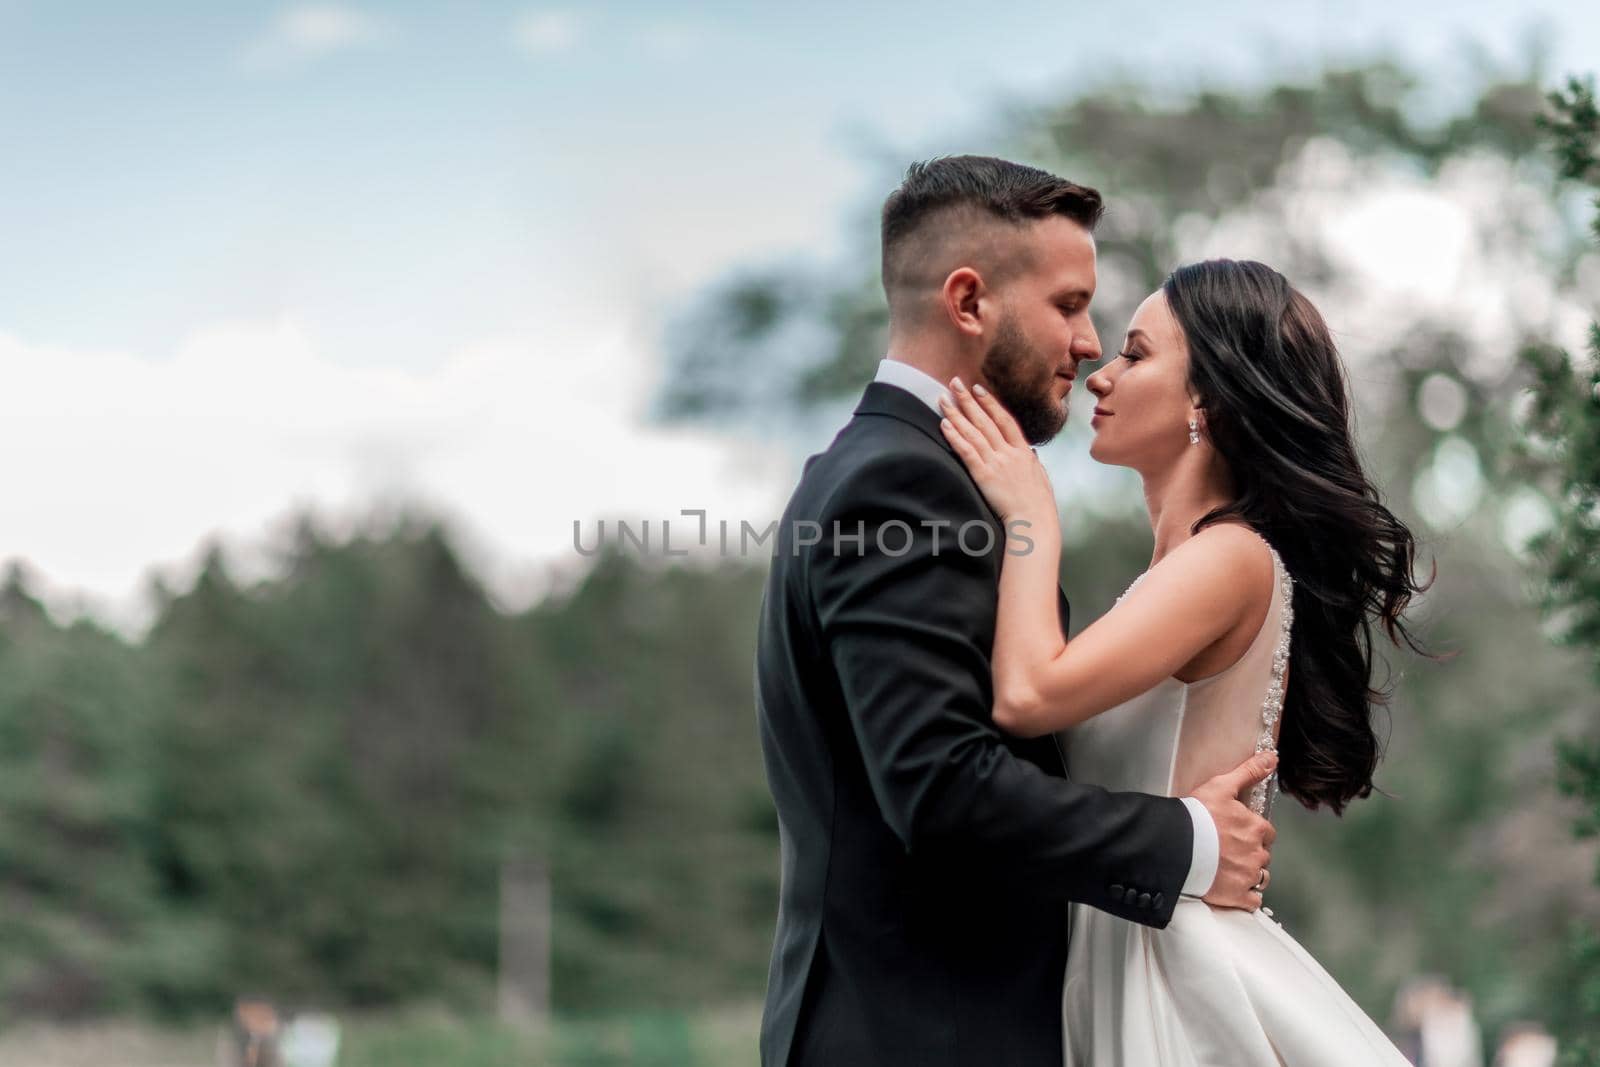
{"left": 939, "top": 379, "right": 1264, "bottom": 738}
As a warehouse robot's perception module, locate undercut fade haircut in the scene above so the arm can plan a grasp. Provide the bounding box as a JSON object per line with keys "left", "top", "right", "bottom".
{"left": 879, "top": 155, "right": 1104, "bottom": 298}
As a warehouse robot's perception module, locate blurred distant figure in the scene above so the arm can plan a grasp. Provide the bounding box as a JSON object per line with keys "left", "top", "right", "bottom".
{"left": 1492, "top": 1023, "right": 1557, "bottom": 1067}
{"left": 1392, "top": 977, "right": 1484, "bottom": 1067}
{"left": 281, "top": 1012, "right": 341, "bottom": 1067}
{"left": 221, "top": 996, "right": 281, "bottom": 1067}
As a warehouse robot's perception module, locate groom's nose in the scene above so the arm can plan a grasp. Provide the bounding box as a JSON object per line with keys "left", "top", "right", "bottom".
{"left": 1070, "top": 323, "right": 1101, "bottom": 365}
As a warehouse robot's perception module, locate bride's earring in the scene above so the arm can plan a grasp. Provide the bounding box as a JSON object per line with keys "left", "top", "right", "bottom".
{"left": 1188, "top": 417, "right": 1200, "bottom": 445}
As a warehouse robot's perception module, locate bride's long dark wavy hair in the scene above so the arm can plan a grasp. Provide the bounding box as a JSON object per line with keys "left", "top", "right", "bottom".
{"left": 1164, "top": 259, "right": 1432, "bottom": 814}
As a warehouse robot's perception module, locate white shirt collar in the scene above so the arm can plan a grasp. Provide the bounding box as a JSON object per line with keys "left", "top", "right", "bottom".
{"left": 873, "top": 359, "right": 949, "bottom": 414}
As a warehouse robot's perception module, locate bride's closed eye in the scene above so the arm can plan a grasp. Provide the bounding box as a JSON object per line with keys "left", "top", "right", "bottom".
{"left": 1116, "top": 349, "right": 1144, "bottom": 363}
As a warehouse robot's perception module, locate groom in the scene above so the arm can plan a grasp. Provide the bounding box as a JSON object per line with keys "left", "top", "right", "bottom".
{"left": 754, "top": 156, "right": 1279, "bottom": 1066}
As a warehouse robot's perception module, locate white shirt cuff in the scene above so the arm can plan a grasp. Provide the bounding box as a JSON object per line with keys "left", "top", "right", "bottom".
{"left": 1179, "top": 796, "right": 1219, "bottom": 897}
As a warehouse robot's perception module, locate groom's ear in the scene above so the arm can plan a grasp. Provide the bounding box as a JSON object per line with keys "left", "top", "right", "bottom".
{"left": 942, "top": 267, "right": 987, "bottom": 337}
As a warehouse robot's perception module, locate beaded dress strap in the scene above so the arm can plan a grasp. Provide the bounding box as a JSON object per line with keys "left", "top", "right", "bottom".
{"left": 1246, "top": 544, "right": 1294, "bottom": 817}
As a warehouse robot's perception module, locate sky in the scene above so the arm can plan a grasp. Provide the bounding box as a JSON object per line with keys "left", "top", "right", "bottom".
{"left": 2, "top": 1, "right": 1597, "bottom": 627}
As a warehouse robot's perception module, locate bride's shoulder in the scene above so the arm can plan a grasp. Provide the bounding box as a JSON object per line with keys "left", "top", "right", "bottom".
{"left": 1164, "top": 522, "right": 1276, "bottom": 595}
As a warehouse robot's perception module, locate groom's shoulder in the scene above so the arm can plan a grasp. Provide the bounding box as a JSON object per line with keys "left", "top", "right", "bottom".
{"left": 797, "top": 415, "right": 974, "bottom": 517}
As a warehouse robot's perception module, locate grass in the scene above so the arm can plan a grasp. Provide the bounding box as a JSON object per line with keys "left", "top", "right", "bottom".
{"left": 0, "top": 1003, "right": 764, "bottom": 1067}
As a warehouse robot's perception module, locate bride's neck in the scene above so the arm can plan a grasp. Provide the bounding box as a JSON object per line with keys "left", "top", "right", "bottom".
{"left": 1140, "top": 460, "right": 1234, "bottom": 567}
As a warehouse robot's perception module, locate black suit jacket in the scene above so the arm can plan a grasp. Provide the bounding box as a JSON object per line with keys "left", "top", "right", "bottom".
{"left": 755, "top": 381, "right": 1194, "bottom": 1066}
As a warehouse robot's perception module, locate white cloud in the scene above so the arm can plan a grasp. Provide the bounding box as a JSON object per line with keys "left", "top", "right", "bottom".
{"left": 243, "top": 5, "right": 386, "bottom": 71}
{"left": 510, "top": 12, "right": 720, "bottom": 62}
{"left": 512, "top": 10, "right": 585, "bottom": 56}
{"left": 0, "top": 315, "right": 790, "bottom": 632}
{"left": 638, "top": 21, "right": 710, "bottom": 59}
{"left": 280, "top": 5, "right": 379, "bottom": 51}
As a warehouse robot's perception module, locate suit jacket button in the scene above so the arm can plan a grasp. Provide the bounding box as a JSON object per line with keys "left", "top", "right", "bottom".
{"left": 1154, "top": 893, "right": 1165, "bottom": 910}
{"left": 1137, "top": 892, "right": 1152, "bottom": 909}
{"left": 1124, "top": 887, "right": 1139, "bottom": 906}
{"left": 1109, "top": 884, "right": 1124, "bottom": 897}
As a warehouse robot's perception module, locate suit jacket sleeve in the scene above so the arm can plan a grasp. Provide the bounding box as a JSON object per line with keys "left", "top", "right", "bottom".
{"left": 809, "top": 447, "right": 1192, "bottom": 926}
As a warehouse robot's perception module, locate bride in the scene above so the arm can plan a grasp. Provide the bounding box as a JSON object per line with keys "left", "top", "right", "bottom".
{"left": 938, "top": 258, "right": 1429, "bottom": 1066}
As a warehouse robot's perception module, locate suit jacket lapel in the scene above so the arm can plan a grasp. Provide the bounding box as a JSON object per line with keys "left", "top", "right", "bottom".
{"left": 856, "top": 382, "right": 1077, "bottom": 776}
{"left": 852, "top": 381, "right": 955, "bottom": 455}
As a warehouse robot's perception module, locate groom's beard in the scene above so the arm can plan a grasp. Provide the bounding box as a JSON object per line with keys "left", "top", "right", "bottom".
{"left": 982, "top": 312, "right": 1067, "bottom": 445}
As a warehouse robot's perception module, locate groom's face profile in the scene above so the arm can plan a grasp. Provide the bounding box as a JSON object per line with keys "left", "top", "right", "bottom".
{"left": 883, "top": 169, "right": 1103, "bottom": 445}
{"left": 982, "top": 214, "right": 1101, "bottom": 444}
{"left": 960, "top": 214, "right": 1100, "bottom": 444}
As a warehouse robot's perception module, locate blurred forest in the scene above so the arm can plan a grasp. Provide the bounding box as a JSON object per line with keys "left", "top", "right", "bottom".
{"left": 0, "top": 528, "right": 776, "bottom": 1023}
{"left": 0, "top": 56, "right": 1597, "bottom": 1067}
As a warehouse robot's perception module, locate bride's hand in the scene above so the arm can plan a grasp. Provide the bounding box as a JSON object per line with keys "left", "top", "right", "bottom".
{"left": 937, "top": 377, "right": 1056, "bottom": 523}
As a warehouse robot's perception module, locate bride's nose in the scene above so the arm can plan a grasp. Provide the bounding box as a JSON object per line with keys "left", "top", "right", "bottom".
{"left": 1086, "top": 367, "right": 1111, "bottom": 398}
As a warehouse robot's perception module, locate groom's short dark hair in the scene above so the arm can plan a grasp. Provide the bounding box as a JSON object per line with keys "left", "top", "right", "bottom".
{"left": 880, "top": 155, "right": 1104, "bottom": 300}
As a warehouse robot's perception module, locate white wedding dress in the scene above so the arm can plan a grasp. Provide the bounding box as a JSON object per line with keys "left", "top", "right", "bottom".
{"left": 1060, "top": 538, "right": 1410, "bottom": 1066}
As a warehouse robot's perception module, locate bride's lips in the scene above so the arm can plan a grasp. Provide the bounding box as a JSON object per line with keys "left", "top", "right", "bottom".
{"left": 1091, "top": 406, "right": 1112, "bottom": 425}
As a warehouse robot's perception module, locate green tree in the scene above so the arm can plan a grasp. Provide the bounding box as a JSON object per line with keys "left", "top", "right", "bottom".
{"left": 144, "top": 520, "right": 534, "bottom": 1010}
{"left": 523, "top": 547, "right": 777, "bottom": 1011}
{"left": 0, "top": 564, "right": 182, "bottom": 1021}
{"left": 1518, "top": 74, "right": 1600, "bottom": 1066}
{"left": 0, "top": 510, "right": 782, "bottom": 1021}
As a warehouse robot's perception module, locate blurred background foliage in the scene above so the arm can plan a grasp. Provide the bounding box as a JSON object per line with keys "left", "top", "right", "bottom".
{"left": 1, "top": 57, "right": 1598, "bottom": 1067}
{"left": 1516, "top": 76, "right": 1600, "bottom": 1065}
{"left": 0, "top": 526, "right": 777, "bottom": 1026}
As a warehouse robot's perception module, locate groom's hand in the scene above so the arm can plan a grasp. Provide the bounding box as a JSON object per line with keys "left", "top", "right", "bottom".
{"left": 1194, "top": 751, "right": 1279, "bottom": 912}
